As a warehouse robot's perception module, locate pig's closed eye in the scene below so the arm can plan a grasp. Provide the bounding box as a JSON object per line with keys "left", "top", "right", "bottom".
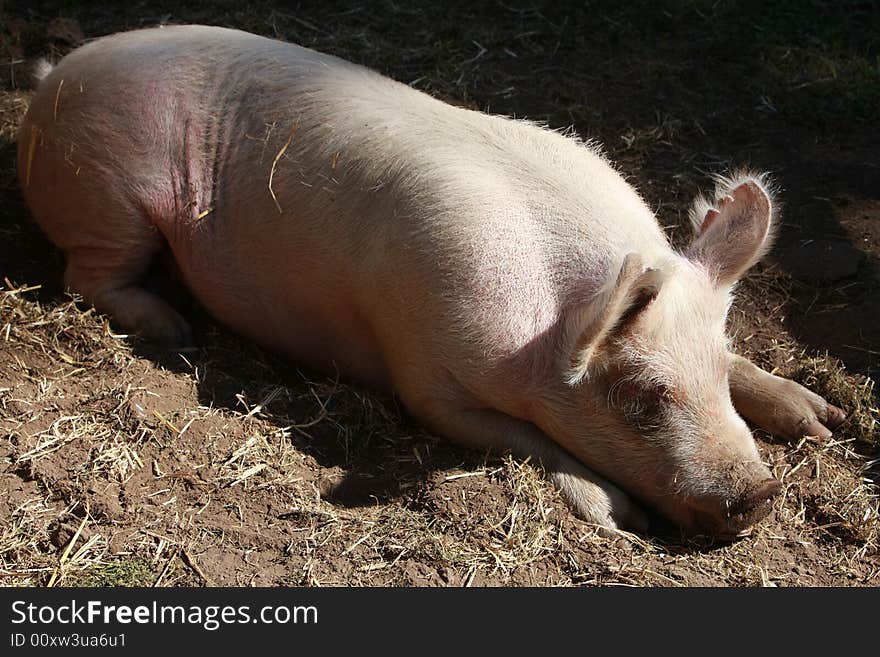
{"left": 620, "top": 385, "right": 669, "bottom": 429}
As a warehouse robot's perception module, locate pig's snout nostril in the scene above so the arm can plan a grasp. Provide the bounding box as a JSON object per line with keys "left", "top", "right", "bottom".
{"left": 690, "top": 477, "right": 782, "bottom": 538}
{"left": 728, "top": 477, "right": 782, "bottom": 518}
{"left": 755, "top": 477, "right": 782, "bottom": 502}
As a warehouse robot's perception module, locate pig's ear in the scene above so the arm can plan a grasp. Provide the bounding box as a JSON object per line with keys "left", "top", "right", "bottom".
{"left": 686, "top": 174, "right": 776, "bottom": 287}
{"left": 565, "top": 253, "right": 664, "bottom": 385}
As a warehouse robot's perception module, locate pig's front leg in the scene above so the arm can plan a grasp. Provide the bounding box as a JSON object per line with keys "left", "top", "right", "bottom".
{"left": 421, "top": 405, "right": 647, "bottom": 533}
{"left": 728, "top": 354, "right": 846, "bottom": 440}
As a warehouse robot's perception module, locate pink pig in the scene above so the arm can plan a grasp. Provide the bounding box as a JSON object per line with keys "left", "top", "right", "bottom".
{"left": 18, "top": 25, "right": 845, "bottom": 537}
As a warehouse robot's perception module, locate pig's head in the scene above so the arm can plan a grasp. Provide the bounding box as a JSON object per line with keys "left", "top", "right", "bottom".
{"left": 548, "top": 174, "right": 780, "bottom": 538}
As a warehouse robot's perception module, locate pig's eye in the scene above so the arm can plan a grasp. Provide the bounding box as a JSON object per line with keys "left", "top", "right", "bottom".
{"left": 619, "top": 384, "right": 668, "bottom": 430}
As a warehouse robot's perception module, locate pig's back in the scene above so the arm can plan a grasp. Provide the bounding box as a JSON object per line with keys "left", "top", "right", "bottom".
{"left": 178, "top": 30, "right": 665, "bottom": 384}
{"left": 30, "top": 25, "right": 669, "bottom": 396}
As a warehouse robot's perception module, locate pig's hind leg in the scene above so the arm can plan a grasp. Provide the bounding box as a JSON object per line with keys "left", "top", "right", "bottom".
{"left": 60, "top": 211, "right": 192, "bottom": 346}
{"left": 20, "top": 97, "right": 192, "bottom": 345}
{"left": 419, "top": 404, "right": 648, "bottom": 533}
{"left": 728, "top": 354, "right": 846, "bottom": 440}
{"left": 64, "top": 252, "right": 192, "bottom": 345}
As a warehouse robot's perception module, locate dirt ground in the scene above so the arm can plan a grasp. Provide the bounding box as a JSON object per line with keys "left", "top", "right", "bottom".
{"left": 0, "top": 1, "right": 878, "bottom": 587}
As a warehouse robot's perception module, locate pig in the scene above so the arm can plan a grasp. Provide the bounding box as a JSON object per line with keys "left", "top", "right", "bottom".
{"left": 17, "top": 24, "right": 846, "bottom": 538}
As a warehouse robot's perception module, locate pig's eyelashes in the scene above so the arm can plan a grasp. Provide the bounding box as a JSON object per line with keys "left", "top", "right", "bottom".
{"left": 609, "top": 378, "right": 670, "bottom": 432}
{"left": 621, "top": 392, "right": 665, "bottom": 431}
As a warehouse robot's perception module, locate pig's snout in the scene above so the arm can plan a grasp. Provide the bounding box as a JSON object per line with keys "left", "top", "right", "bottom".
{"left": 688, "top": 476, "right": 782, "bottom": 539}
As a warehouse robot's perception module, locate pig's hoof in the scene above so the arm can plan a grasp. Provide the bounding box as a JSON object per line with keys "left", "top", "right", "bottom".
{"left": 99, "top": 288, "right": 193, "bottom": 347}
{"left": 612, "top": 498, "right": 649, "bottom": 535}
{"left": 555, "top": 469, "right": 648, "bottom": 534}
{"left": 773, "top": 378, "right": 846, "bottom": 441}
{"left": 133, "top": 309, "right": 193, "bottom": 347}
{"left": 592, "top": 506, "right": 649, "bottom": 544}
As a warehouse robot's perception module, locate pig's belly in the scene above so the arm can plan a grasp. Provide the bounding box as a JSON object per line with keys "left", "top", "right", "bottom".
{"left": 175, "top": 254, "right": 392, "bottom": 390}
